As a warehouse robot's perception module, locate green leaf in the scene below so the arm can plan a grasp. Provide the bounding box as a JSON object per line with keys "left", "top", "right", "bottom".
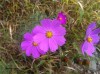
{"left": 37, "top": 60, "right": 45, "bottom": 67}
{"left": 0, "top": 61, "right": 10, "bottom": 74}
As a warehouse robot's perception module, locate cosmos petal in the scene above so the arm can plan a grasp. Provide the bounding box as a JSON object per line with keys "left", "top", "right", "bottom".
{"left": 87, "top": 22, "right": 96, "bottom": 30}
{"left": 39, "top": 38, "right": 49, "bottom": 52}
{"left": 26, "top": 46, "right": 32, "bottom": 56}
{"left": 21, "top": 41, "right": 31, "bottom": 50}
{"left": 37, "top": 47, "right": 46, "bottom": 55}
{"left": 53, "top": 25, "right": 66, "bottom": 36}
{"left": 86, "top": 28, "right": 92, "bottom": 36}
{"left": 91, "top": 34, "right": 99, "bottom": 44}
{"left": 85, "top": 49, "right": 93, "bottom": 56}
{"left": 85, "top": 43, "right": 95, "bottom": 56}
{"left": 81, "top": 41, "right": 88, "bottom": 55}
{"left": 53, "top": 36, "right": 66, "bottom": 46}
{"left": 24, "top": 32, "right": 33, "bottom": 40}
{"left": 51, "top": 19, "right": 61, "bottom": 27}
{"left": 57, "top": 12, "right": 67, "bottom": 25}
{"left": 88, "top": 43, "right": 95, "bottom": 53}
{"left": 32, "top": 47, "right": 40, "bottom": 58}
{"left": 33, "top": 33, "right": 46, "bottom": 43}
{"left": 32, "top": 25, "right": 45, "bottom": 34}
{"left": 92, "top": 28, "right": 100, "bottom": 35}
{"left": 40, "top": 19, "right": 52, "bottom": 28}
{"left": 49, "top": 38, "right": 58, "bottom": 52}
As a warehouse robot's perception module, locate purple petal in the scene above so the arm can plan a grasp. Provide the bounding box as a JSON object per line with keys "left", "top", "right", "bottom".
{"left": 92, "top": 28, "right": 100, "bottom": 35}
{"left": 53, "top": 25, "right": 66, "bottom": 36}
{"left": 21, "top": 41, "right": 31, "bottom": 50}
{"left": 87, "top": 22, "right": 96, "bottom": 30}
{"left": 57, "top": 12, "right": 67, "bottom": 25}
{"left": 37, "top": 47, "right": 46, "bottom": 55}
{"left": 32, "top": 47, "right": 40, "bottom": 58}
{"left": 58, "top": 16, "right": 66, "bottom": 24}
{"left": 51, "top": 19, "right": 61, "bottom": 27}
{"left": 86, "top": 28, "right": 92, "bottom": 36}
{"left": 33, "top": 33, "right": 46, "bottom": 43}
{"left": 40, "top": 19, "right": 52, "bottom": 28}
{"left": 88, "top": 43, "right": 95, "bottom": 53}
{"left": 81, "top": 41, "right": 96, "bottom": 56}
{"left": 32, "top": 25, "right": 45, "bottom": 34}
{"left": 26, "top": 46, "right": 32, "bottom": 56}
{"left": 85, "top": 49, "right": 93, "bottom": 56}
{"left": 91, "top": 34, "right": 99, "bottom": 44}
{"left": 61, "top": 19, "right": 67, "bottom": 25}
{"left": 24, "top": 32, "right": 33, "bottom": 40}
{"left": 49, "top": 38, "right": 58, "bottom": 52}
{"left": 81, "top": 41, "right": 88, "bottom": 55}
{"left": 53, "top": 36, "right": 66, "bottom": 46}
{"left": 85, "top": 42, "right": 95, "bottom": 56}
{"left": 39, "top": 38, "right": 49, "bottom": 52}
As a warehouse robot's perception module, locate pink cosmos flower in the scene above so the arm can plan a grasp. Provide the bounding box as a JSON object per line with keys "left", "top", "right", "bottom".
{"left": 57, "top": 12, "right": 67, "bottom": 25}
{"left": 21, "top": 32, "right": 45, "bottom": 59}
{"left": 32, "top": 19, "right": 66, "bottom": 52}
{"left": 81, "top": 22, "right": 100, "bottom": 56}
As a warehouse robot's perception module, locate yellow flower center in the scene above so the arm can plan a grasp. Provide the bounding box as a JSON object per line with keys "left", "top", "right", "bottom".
{"left": 59, "top": 17, "right": 62, "bottom": 20}
{"left": 87, "top": 37, "right": 92, "bottom": 43}
{"left": 46, "top": 31, "right": 53, "bottom": 38}
{"left": 32, "top": 42, "right": 38, "bottom": 46}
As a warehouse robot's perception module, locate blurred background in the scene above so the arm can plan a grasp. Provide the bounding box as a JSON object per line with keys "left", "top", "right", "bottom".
{"left": 0, "top": 0, "right": 100, "bottom": 74}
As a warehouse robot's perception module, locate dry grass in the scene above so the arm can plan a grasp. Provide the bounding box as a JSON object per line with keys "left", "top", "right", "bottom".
{"left": 0, "top": 0, "right": 100, "bottom": 74}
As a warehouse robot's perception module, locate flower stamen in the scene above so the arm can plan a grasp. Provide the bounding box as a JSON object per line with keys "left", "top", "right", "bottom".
{"left": 87, "top": 37, "right": 92, "bottom": 43}
{"left": 59, "top": 17, "right": 62, "bottom": 20}
{"left": 32, "top": 42, "right": 38, "bottom": 46}
{"left": 46, "top": 31, "right": 53, "bottom": 38}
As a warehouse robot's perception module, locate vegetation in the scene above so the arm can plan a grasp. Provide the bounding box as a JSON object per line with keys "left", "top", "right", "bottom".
{"left": 0, "top": 0, "right": 100, "bottom": 74}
